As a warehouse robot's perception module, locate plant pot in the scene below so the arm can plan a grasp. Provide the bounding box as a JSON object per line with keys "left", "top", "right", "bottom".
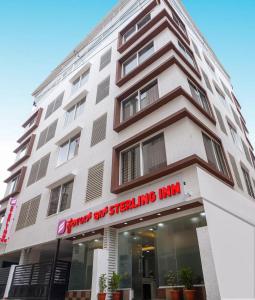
{"left": 112, "top": 291, "right": 121, "bottom": 300}
{"left": 183, "top": 289, "right": 196, "bottom": 300}
{"left": 169, "top": 289, "right": 181, "bottom": 300}
{"left": 98, "top": 292, "right": 106, "bottom": 300}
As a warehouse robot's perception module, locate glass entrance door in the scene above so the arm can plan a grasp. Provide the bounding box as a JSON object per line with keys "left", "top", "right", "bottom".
{"left": 118, "top": 212, "right": 206, "bottom": 300}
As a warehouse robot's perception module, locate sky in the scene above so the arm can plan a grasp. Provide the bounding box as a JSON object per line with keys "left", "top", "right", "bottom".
{"left": 0, "top": 0, "right": 254, "bottom": 197}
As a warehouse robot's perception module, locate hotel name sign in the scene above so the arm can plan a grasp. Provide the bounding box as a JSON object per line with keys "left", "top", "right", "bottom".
{"left": 57, "top": 181, "right": 181, "bottom": 236}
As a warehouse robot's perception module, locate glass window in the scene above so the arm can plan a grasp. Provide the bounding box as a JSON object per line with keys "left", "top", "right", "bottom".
{"left": 122, "top": 93, "right": 139, "bottom": 121}
{"left": 228, "top": 123, "right": 242, "bottom": 151}
{"left": 47, "top": 180, "right": 73, "bottom": 216}
{"left": 68, "top": 239, "right": 103, "bottom": 291}
{"left": 138, "top": 42, "right": 154, "bottom": 64}
{"left": 178, "top": 41, "right": 195, "bottom": 67}
{"left": 142, "top": 134, "right": 167, "bottom": 175}
{"left": 64, "top": 98, "right": 86, "bottom": 127}
{"left": 121, "top": 80, "right": 159, "bottom": 121}
{"left": 71, "top": 70, "right": 90, "bottom": 94}
{"left": 123, "top": 14, "right": 151, "bottom": 43}
{"left": 121, "top": 133, "right": 166, "bottom": 184}
{"left": 241, "top": 167, "right": 255, "bottom": 198}
{"left": 6, "top": 176, "right": 19, "bottom": 196}
{"left": 121, "top": 145, "right": 141, "bottom": 184}
{"left": 188, "top": 81, "right": 211, "bottom": 115}
{"left": 57, "top": 133, "right": 80, "bottom": 166}
{"left": 123, "top": 54, "right": 137, "bottom": 76}
{"left": 172, "top": 11, "right": 186, "bottom": 33}
{"left": 203, "top": 133, "right": 228, "bottom": 176}
{"left": 118, "top": 212, "right": 206, "bottom": 298}
{"left": 16, "top": 145, "right": 27, "bottom": 161}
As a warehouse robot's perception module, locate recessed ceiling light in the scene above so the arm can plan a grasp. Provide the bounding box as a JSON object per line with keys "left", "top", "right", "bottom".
{"left": 94, "top": 239, "right": 99, "bottom": 242}
{"left": 177, "top": 207, "right": 181, "bottom": 211}
{"left": 158, "top": 223, "right": 164, "bottom": 227}
{"left": 78, "top": 243, "right": 83, "bottom": 246}
{"left": 124, "top": 222, "right": 128, "bottom": 225}
{"left": 149, "top": 228, "right": 154, "bottom": 231}
{"left": 139, "top": 218, "right": 143, "bottom": 221}
{"left": 72, "top": 237, "right": 76, "bottom": 239}
{"left": 200, "top": 212, "right": 206, "bottom": 217}
{"left": 157, "top": 213, "right": 161, "bottom": 216}
{"left": 92, "top": 231, "right": 95, "bottom": 234}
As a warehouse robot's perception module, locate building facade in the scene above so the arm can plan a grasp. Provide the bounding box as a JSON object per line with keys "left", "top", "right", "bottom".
{"left": 0, "top": 0, "right": 255, "bottom": 299}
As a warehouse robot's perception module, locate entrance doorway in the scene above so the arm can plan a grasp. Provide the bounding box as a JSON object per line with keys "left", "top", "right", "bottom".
{"left": 118, "top": 212, "right": 206, "bottom": 300}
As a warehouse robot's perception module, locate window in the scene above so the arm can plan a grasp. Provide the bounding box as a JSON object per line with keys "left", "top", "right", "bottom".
{"left": 99, "top": 48, "right": 112, "bottom": 71}
{"left": 16, "top": 196, "right": 41, "bottom": 230}
{"left": 37, "top": 120, "right": 58, "bottom": 149}
{"left": 231, "top": 107, "right": 242, "bottom": 130}
{"left": 228, "top": 122, "right": 242, "bottom": 151}
{"left": 27, "top": 153, "right": 50, "bottom": 186}
{"left": 57, "top": 134, "right": 80, "bottom": 166}
{"left": 203, "top": 133, "right": 228, "bottom": 176}
{"left": 204, "top": 54, "right": 215, "bottom": 73}
{"left": 121, "top": 133, "right": 166, "bottom": 184}
{"left": 123, "top": 14, "right": 151, "bottom": 42}
{"left": 123, "top": 42, "right": 154, "bottom": 76}
{"left": 189, "top": 81, "right": 211, "bottom": 115}
{"left": 45, "top": 93, "right": 64, "bottom": 119}
{"left": 64, "top": 98, "right": 86, "bottom": 127}
{"left": 178, "top": 41, "right": 196, "bottom": 67}
{"left": 121, "top": 80, "right": 159, "bottom": 122}
{"left": 241, "top": 167, "right": 255, "bottom": 198}
{"left": 24, "top": 117, "right": 36, "bottom": 130}
{"left": 214, "top": 81, "right": 228, "bottom": 108}
{"left": 15, "top": 144, "right": 28, "bottom": 161}
{"left": 96, "top": 76, "right": 110, "bottom": 103}
{"left": 71, "top": 69, "right": 90, "bottom": 94}
{"left": 214, "top": 106, "right": 227, "bottom": 135}
{"left": 5, "top": 175, "right": 19, "bottom": 196}
{"left": 47, "top": 180, "right": 73, "bottom": 216}
{"left": 220, "top": 79, "right": 232, "bottom": 99}
{"left": 241, "top": 139, "right": 252, "bottom": 165}
{"left": 192, "top": 40, "right": 201, "bottom": 59}
{"left": 229, "top": 153, "right": 243, "bottom": 190}
{"left": 172, "top": 10, "right": 186, "bottom": 33}
{"left": 201, "top": 69, "right": 213, "bottom": 93}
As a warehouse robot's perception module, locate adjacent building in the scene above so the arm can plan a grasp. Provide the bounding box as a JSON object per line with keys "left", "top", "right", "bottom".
{"left": 0, "top": 0, "right": 255, "bottom": 299}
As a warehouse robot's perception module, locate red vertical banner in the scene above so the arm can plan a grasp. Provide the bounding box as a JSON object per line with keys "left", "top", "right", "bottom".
{"left": 0, "top": 197, "right": 17, "bottom": 244}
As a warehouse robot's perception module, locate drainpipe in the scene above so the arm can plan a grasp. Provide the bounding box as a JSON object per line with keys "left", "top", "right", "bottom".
{"left": 48, "top": 238, "right": 61, "bottom": 300}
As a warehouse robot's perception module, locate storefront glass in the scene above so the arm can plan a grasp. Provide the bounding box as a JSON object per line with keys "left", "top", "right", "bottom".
{"left": 68, "top": 238, "right": 103, "bottom": 291}
{"left": 118, "top": 212, "right": 206, "bottom": 299}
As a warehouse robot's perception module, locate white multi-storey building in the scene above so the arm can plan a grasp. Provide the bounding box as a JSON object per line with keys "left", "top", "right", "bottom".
{"left": 0, "top": 0, "right": 255, "bottom": 299}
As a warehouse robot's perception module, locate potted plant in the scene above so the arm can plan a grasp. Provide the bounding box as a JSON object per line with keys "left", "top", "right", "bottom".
{"left": 98, "top": 274, "right": 107, "bottom": 300}
{"left": 179, "top": 267, "right": 196, "bottom": 300}
{"left": 166, "top": 271, "right": 181, "bottom": 300}
{"left": 110, "top": 272, "right": 122, "bottom": 300}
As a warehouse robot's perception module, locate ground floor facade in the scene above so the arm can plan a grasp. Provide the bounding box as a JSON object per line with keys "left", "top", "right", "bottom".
{"left": 0, "top": 167, "right": 255, "bottom": 300}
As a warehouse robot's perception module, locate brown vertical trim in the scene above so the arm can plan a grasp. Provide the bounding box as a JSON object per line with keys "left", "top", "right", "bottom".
{"left": 111, "top": 108, "right": 233, "bottom": 193}
{"left": 8, "top": 134, "right": 36, "bottom": 171}
{"left": 116, "top": 38, "right": 200, "bottom": 87}
{"left": 17, "top": 108, "right": 43, "bottom": 143}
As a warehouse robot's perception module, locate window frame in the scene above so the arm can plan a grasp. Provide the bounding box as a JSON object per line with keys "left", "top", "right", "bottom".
{"left": 64, "top": 97, "right": 86, "bottom": 127}
{"left": 241, "top": 166, "right": 255, "bottom": 198}
{"left": 178, "top": 41, "right": 196, "bottom": 68}
{"left": 71, "top": 69, "right": 90, "bottom": 94}
{"left": 122, "top": 13, "right": 151, "bottom": 43}
{"left": 228, "top": 122, "right": 243, "bottom": 151}
{"left": 47, "top": 180, "right": 74, "bottom": 216}
{"left": 57, "top": 133, "right": 81, "bottom": 166}
{"left": 120, "top": 79, "right": 159, "bottom": 122}
{"left": 119, "top": 132, "right": 166, "bottom": 184}
{"left": 122, "top": 41, "right": 154, "bottom": 76}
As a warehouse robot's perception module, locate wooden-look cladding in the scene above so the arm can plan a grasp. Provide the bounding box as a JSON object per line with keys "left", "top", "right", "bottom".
{"left": 17, "top": 108, "right": 43, "bottom": 143}
{"left": 111, "top": 108, "right": 234, "bottom": 194}
{"left": 114, "top": 55, "right": 215, "bottom": 132}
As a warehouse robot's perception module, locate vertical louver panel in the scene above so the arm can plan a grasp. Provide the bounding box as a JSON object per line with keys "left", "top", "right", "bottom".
{"left": 16, "top": 196, "right": 40, "bottom": 231}
{"left": 27, "top": 154, "right": 50, "bottom": 186}
{"left": 231, "top": 107, "right": 242, "bottom": 130}
{"left": 27, "top": 161, "right": 40, "bottom": 186}
{"left": 201, "top": 69, "right": 213, "bottom": 93}
{"left": 90, "top": 113, "right": 107, "bottom": 146}
{"left": 45, "top": 120, "right": 58, "bottom": 143}
{"left": 37, "top": 153, "right": 50, "bottom": 180}
{"left": 229, "top": 153, "right": 243, "bottom": 190}
{"left": 37, "top": 128, "right": 48, "bottom": 149}
{"left": 85, "top": 161, "right": 104, "bottom": 201}
{"left": 242, "top": 140, "right": 252, "bottom": 165}
{"left": 214, "top": 106, "right": 227, "bottom": 135}
{"left": 96, "top": 77, "right": 110, "bottom": 103}
{"left": 99, "top": 49, "right": 112, "bottom": 71}
{"left": 192, "top": 40, "right": 201, "bottom": 59}
{"left": 45, "top": 92, "right": 64, "bottom": 119}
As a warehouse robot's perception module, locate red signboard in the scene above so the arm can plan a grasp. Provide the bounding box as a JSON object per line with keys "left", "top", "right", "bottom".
{"left": 57, "top": 182, "right": 181, "bottom": 235}
{"left": 0, "top": 198, "right": 17, "bottom": 244}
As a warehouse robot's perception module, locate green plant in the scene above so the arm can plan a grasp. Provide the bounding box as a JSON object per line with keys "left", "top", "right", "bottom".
{"left": 99, "top": 274, "right": 107, "bottom": 293}
{"left": 109, "top": 272, "right": 121, "bottom": 292}
{"left": 166, "top": 271, "right": 178, "bottom": 288}
{"left": 179, "top": 267, "right": 193, "bottom": 290}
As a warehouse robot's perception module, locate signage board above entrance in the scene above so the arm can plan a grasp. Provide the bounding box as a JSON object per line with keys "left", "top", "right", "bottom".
{"left": 57, "top": 181, "right": 181, "bottom": 236}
